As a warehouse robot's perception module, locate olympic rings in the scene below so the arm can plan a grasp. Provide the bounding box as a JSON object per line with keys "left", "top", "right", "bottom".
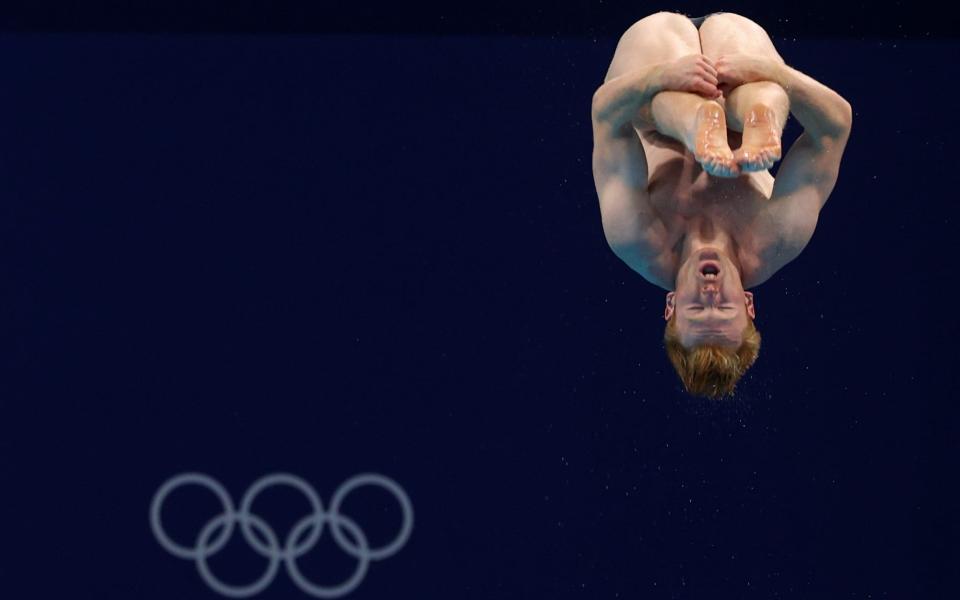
{"left": 149, "top": 472, "right": 413, "bottom": 598}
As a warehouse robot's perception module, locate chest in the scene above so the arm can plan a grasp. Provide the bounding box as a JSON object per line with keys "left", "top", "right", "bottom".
{"left": 639, "top": 130, "right": 774, "bottom": 229}
{"left": 637, "top": 131, "right": 778, "bottom": 284}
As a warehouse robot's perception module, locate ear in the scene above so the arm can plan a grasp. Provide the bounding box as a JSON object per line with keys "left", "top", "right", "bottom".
{"left": 664, "top": 291, "right": 676, "bottom": 321}
{"left": 744, "top": 291, "right": 756, "bottom": 319}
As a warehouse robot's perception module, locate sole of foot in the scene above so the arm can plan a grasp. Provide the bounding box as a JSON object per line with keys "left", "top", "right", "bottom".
{"left": 693, "top": 101, "right": 740, "bottom": 179}
{"left": 732, "top": 103, "right": 782, "bottom": 172}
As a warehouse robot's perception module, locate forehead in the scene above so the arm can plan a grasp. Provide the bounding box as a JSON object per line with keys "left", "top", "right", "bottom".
{"left": 676, "top": 313, "right": 744, "bottom": 346}
{"left": 678, "top": 307, "right": 740, "bottom": 327}
{"left": 679, "top": 314, "right": 730, "bottom": 327}
{"left": 679, "top": 327, "right": 741, "bottom": 347}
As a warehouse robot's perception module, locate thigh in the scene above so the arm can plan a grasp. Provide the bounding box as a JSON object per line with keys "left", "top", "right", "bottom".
{"left": 604, "top": 12, "right": 702, "bottom": 83}
{"left": 697, "top": 12, "right": 785, "bottom": 64}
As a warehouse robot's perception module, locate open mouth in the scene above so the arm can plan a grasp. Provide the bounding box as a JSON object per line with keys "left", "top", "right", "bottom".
{"left": 700, "top": 262, "right": 720, "bottom": 279}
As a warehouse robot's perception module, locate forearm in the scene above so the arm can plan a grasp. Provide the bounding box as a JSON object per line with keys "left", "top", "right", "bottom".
{"left": 591, "top": 63, "right": 665, "bottom": 131}
{"left": 770, "top": 62, "right": 852, "bottom": 139}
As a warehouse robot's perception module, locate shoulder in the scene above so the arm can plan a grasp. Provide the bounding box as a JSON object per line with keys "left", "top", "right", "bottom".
{"left": 741, "top": 227, "right": 813, "bottom": 288}
{"left": 740, "top": 187, "right": 822, "bottom": 288}
{"left": 609, "top": 243, "right": 677, "bottom": 291}
{"left": 741, "top": 128, "right": 851, "bottom": 286}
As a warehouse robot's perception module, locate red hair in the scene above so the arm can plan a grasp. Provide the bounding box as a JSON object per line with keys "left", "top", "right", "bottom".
{"left": 663, "top": 315, "right": 761, "bottom": 398}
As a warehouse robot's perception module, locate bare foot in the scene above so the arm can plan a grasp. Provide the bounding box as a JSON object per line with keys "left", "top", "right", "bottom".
{"left": 693, "top": 101, "right": 740, "bottom": 179}
{"left": 733, "top": 103, "right": 782, "bottom": 172}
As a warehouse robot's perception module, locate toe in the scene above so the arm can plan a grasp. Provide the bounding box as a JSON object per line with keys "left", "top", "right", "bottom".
{"left": 762, "top": 149, "right": 774, "bottom": 168}
{"left": 707, "top": 158, "right": 721, "bottom": 177}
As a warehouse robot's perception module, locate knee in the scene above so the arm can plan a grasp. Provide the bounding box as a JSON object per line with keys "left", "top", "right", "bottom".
{"left": 703, "top": 12, "right": 745, "bottom": 24}
{"left": 628, "top": 11, "right": 692, "bottom": 32}
{"left": 701, "top": 12, "right": 763, "bottom": 33}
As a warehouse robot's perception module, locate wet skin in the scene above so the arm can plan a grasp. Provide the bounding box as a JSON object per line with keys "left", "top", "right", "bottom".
{"left": 693, "top": 100, "right": 783, "bottom": 178}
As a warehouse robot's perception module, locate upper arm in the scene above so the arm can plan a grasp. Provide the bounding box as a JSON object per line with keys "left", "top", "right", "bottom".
{"left": 762, "top": 122, "right": 852, "bottom": 259}
{"left": 591, "top": 115, "right": 670, "bottom": 276}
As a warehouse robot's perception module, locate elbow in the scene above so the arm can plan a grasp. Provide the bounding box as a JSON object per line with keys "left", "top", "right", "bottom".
{"left": 822, "top": 101, "right": 853, "bottom": 142}
{"left": 840, "top": 100, "right": 853, "bottom": 131}
{"left": 591, "top": 88, "right": 609, "bottom": 123}
{"left": 592, "top": 81, "right": 623, "bottom": 125}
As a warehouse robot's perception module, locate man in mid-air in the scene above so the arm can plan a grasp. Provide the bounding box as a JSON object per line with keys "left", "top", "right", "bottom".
{"left": 591, "top": 12, "right": 852, "bottom": 398}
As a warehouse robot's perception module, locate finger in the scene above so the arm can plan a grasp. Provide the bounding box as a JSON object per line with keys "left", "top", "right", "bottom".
{"left": 697, "top": 81, "right": 719, "bottom": 97}
{"left": 700, "top": 70, "right": 719, "bottom": 86}
{"left": 699, "top": 58, "right": 717, "bottom": 77}
{"left": 698, "top": 63, "right": 717, "bottom": 82}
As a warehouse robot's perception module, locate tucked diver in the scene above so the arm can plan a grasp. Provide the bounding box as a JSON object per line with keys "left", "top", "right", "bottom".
{"left": 591, "top": 12, "right": 852, "bottom": 397}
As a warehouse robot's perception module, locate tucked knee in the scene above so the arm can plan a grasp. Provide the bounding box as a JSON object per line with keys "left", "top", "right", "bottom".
{"left": 703, "top": 12, "right": 747, "bottom": 25}
{"left": 701, "top": 12, "right": 763, "bottom": 34}
{"left": 630, "top": 11, "right": 693, "bottom": 32}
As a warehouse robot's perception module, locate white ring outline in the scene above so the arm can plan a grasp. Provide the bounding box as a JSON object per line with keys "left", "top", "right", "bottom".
{"left": 196, "top": 512, "right": 282, "bottom": 598}
{"left": 285, "top": 512, "right": 370, "bottom": 598}
{"left": 328, "top": 473, "right": 414, "bottom": 561}
{"left": 150, "top": 472, "right": 236, "bottom": 559}
{"left": 238, "top": 472, "right": 325, "bottom": 560}
{"left": 149, "top": 471, "right": 414, "bottom": 598}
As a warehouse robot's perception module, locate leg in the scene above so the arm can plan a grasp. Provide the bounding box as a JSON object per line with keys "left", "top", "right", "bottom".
{"left": 698, "top": 13, "right": 790, "bottom": 172}
{"left": 605, "top": 11, "right": 702, "bottom": 83}
{"left": 604, "top": 12, "right": 738, "bottom": 177}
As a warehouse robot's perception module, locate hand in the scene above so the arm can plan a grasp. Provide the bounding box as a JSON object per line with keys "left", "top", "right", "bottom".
{"left": 656, "top": 54, "right": 722, "bottom": 100}
{"left": 715, "top": 53, "right": 782, "bottom": 92}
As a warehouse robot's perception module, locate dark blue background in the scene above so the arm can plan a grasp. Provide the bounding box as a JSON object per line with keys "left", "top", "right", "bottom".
{"left": 1, "top": 23, "right": 957, "bottom": 600}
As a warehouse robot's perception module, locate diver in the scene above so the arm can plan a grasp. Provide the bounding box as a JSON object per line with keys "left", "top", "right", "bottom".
{"left": 591, "top": 12, "right": 852, "bottom": 398}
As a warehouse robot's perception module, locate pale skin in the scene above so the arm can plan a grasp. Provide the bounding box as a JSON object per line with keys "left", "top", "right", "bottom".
{"left": 592, "top": 12, "right": 853, "bottom": 348}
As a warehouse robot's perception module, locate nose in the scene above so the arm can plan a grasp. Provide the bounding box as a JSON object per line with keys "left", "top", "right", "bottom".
{"left": 700, "top": 286, "right": 720, "bottom": 304}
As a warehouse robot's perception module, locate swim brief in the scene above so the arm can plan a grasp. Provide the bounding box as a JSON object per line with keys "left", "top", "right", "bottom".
{"left": 688, "top": 12, "right": 724, "bottom": 29}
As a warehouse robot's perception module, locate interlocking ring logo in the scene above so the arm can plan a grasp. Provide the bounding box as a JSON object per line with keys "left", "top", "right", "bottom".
{"left": 150, "top": 472, "right": 414, "bottom": 598}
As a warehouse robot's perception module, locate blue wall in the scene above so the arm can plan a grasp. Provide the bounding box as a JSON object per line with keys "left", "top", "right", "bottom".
{"left": 0, "top": 32, "right": 955, "bottom": 598}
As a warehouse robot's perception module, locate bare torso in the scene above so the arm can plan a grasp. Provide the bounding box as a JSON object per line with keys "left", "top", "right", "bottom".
{"left": 637, "top": 127, "right": 779, "bottom": 290}
{"left": 595, "top": 13, "right": 849, "bottom": 293}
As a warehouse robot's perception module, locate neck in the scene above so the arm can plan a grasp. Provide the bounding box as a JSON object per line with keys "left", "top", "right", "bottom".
{"left": 675, "top": 218, "right": 744, "bottom": 278}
